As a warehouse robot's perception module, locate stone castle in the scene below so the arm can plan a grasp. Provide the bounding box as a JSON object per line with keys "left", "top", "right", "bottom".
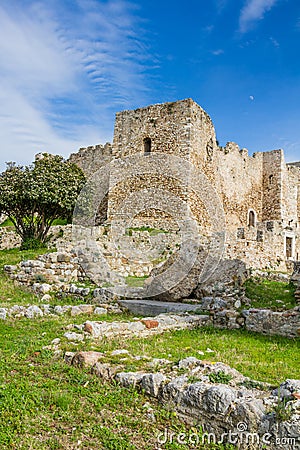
{"left": 69, "top": 98, "right": 300, "bottom": 272}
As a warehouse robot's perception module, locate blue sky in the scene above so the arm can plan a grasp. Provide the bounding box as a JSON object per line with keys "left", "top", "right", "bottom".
{"left": 0, "top": 0, "right": 299, "bottom": 170}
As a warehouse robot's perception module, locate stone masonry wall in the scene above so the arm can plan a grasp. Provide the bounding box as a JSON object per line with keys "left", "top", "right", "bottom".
{"left": 69, "top": 143, "right": 112, "bottom": 178}
{"left": 68, "top": 98, "right": 300, "bottom": 271}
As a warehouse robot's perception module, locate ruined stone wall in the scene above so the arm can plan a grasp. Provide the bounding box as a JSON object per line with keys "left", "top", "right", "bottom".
{"left": 225, "top": 221, "right": 288, "bottom": 271}
{"left": 69, "top": 143, "right": 112, "bottom": 178}
{"left": 108, "top": 100, "right": 195, "bottom": 224}
{"left": 213, "top": 145, "right": 264, "bottom": 231}
{"left": 112, "top": 99, "right": 193, "bottom": 159}
{"left": 262, "top": 150, "right": 283, "bottom": 221}
{"left": 68, "top": 98, "right": 300, "bottom": 271}
{"left": 283, "top": 165, "right": 299, "bottom": 223}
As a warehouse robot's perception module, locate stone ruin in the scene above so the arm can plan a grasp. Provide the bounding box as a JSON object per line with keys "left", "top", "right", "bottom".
{"left": 69, "top": 98, "right": 300, "bottom": 275}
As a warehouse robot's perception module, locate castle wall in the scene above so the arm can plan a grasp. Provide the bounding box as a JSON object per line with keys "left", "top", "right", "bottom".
{"left": 213, "top": 145, "right": 264, "bottom": 231}
{"left": 69, "top": 98, "right": 300, "bottom": 271}
{"left": 69, "top": 143, "right": 112, "bottom": 178}
{"left": 262, "top": 150, "right": 283, "bottom": 221}
{"left": 108, "top": 100, "right": 195, "bottom": 225}
{"left": 283, "top": 165, "right": 299, "bottom": 224}
{"left": 112, "top": 99, "right": 193, "bottom": 159}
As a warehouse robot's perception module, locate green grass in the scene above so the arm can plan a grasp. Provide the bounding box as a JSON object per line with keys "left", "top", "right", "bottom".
{"left": 0, "top": 248, "right": 53, "bottom": 307}
{"left": 88, "top": 326, "right": 300, "bottom": 385}
{"left": 0, "top": 317, "right": 235, "bottom": 450}
{"left": 0, "top": 248, "right": 299, "bottom": 448}
{"left": 244, "top": 279, "right": 297, "bottom": 310}
{"left": 125, "top": 226, "right": 169, "bottom": 236}
{"left": 125, "top": 275, "right": 149, "bottom": 287}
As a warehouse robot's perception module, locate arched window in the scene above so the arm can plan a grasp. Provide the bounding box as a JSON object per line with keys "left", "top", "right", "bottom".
{"left": 248, "top": 210, "right": 256, "bottom": 227}
{"left": 144, "top": 138, "right": 151, "bottom": 154}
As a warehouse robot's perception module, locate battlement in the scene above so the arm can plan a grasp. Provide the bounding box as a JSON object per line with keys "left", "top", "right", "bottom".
{"left": 68, "top": 99, "right": 300, "bottom": 270}
{"left": 69, "top": 142, "right": 112, "bottom": 177}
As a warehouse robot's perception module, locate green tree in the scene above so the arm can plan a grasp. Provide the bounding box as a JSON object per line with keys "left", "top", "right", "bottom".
{"left": 0, "top": 154, "right": 86, "bottom": 249}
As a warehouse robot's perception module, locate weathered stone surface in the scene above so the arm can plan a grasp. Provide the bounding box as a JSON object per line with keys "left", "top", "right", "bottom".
{"left": 93, "top": 307, "right": 107, "bottom": 315}
{"left": 4, "top": 265, "right": 18, "bottom": 273}
{"left": 140, "top": 373, "right": 166, "bottom": 397}
{"left": 178, "top": 357, "right": 202, "bottom": 370}
{"left": 115, "top": 371, "right": 145, "bottom": 389}
{"left": 25, "top": 305, "right": 43, "bottom": 318}
{"left": 72, "top": 351, "right": 103, "bottom": 367}
{"left": 243, "top": 308, "right": 300, "bottom": 337}
{"left": 202, "top": 385, "right": 236, "bottom": 415}
{"left": 230, "top": 397, "right": 266, "bottom": 431}
{"left": 0, "top": 308, "right": 7, "bottom": 320}
{"left": 63, "top": 332, "right": 84, "bottom": 342}
{"left": 159, "top": 376, "right": 189, "bottom": 403}
{"left": 70, "top": 305, "right": 93, "bottom": 316}
{"left": 272, "top": 379, "right": 300, "bottom": 400}
{"left": 91, "top": 362, "right": 117, "bottom": 380}
{"left": 193, "top": 258, "right": 249, "bottom": 299}
{"left": 146, "top": 247, "right": 208, "bottom": 301}
{"left": 64, "top": 351, "right": 76, "bottom": 364}
{"left": 118, "top": 299, "right": 204, "bottom": 316}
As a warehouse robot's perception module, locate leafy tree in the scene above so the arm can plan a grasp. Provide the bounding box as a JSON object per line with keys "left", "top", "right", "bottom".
{"left": 0, "top": 154, "right": 86, "bottom": 249}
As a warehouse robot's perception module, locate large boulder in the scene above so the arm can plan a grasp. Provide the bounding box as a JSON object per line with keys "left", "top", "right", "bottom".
{"left": 145, "top": 246, "right": 208, "bottom": 301}
{"left": 193, "top": 258, "right": 249, "bottom": 299}
{"left": 146, "top": 247, "right": 248, "bottom": 301}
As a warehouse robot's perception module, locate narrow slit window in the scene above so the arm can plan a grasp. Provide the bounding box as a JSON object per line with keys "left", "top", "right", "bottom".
{"left": 248, "top": 210, "right": 256, "bottom": 227}
{"left": 285, "top": 237, "right": 293, "bottom": 259}
{"left": 144, "top": 138, "right": 151, "bottom": 154}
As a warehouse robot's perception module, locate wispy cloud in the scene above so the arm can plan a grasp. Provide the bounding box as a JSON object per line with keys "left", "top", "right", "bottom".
{"left": 269, "top": 36, "right": 280, "bottom": 47}
{"left": 239, "top": 0, "right": 278, "bottom": 33}
{"left": 0, "top": 0, "right": 154, "bottom": 170}
{"left": 212, "top": 49, "right": 224, "bottom": 56}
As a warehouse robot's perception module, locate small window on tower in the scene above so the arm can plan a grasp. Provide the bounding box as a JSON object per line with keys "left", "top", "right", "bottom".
{"left": 248, "top": 210, "right": 256, "bottom": 227}
{"left": 144, "top": 138, "right": 151, "bottom": 154}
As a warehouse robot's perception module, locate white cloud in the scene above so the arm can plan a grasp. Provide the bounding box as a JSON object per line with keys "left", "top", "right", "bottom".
{"left": 0, "top": 0, "right": 154, "bottom": 170}
{"left": 269, "top": 36, "right": 280, "bottom": 47}
{"left": 239, "top": 0, "right": 278, "bottom": 33}
{"left": 212, "top": 49, "right": 224, "bottom": 56}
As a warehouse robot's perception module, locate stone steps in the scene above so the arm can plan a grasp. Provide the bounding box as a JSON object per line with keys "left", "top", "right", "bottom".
{"left": 118, "top": 299, "right": 205, "bottom": 316}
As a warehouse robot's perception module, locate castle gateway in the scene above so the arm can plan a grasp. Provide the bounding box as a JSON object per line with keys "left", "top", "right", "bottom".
{"left": 69, "top": 98, "right": 300, "bottom": 272}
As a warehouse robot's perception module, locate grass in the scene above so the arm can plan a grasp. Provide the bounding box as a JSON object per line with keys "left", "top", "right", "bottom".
{"left": 0, "top": 316, "right": 235, "bottom": 450}
{"left": 86, "top": 326, "right": 300, "bottom": 385}
{"left": 244, "top": 278, "right": 297, "bottom": 310}
{"left": 125, "top": 226, "right": 169, "bottom": 236}
{"left": 0, "top": 248, "right": 53, "bottom": 307}
{"left": 125, "top": 275, "right": 149, "bottom": 287}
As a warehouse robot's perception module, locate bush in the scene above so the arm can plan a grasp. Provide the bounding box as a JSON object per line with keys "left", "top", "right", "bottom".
{"left": 20, "top": 237, "right": 46, "bottom": 250}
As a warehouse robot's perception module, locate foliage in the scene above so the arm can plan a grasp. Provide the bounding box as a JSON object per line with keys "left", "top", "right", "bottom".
{"left": 244, "top": 278, "right": 296, "bottom": 310}
{"left": 0, "top": 218, "right": 14, "bottom": 227}
{"left": 0, "top": 154, "right": 85, "bottom": 248}
{"left": 125, "top": 275, "right": 149, "bottom": 287}
{"left": 126, "top": 226, "right": 169, "bottom": 236}
{"left": 208, "top": 371, "right": 233, "bottom": 384}
{"left": 270, "top": 398, "right": 293, "bottom": 422}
